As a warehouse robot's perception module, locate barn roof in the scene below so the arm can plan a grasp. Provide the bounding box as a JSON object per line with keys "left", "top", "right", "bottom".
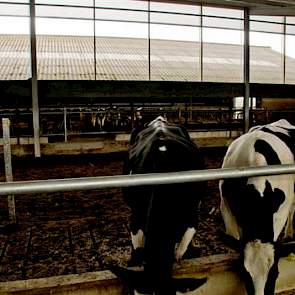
{"left": 0, "top": 34, "right": 295, "bottom": 84}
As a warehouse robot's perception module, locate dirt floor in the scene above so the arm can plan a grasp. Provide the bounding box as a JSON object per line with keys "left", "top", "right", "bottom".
{"left": 0, "top": 148, "right": 231, "bottom": 282}
{"left": 0, "top": 148, "right": 293, "bottom": 295}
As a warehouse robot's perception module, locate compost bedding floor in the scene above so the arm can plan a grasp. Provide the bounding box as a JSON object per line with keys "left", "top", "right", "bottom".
{"left": 0, "top": 148, "right": 292, "bottom": 295}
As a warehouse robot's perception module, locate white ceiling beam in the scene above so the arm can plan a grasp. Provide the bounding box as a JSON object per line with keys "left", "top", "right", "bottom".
{"left": 154, "top": 0, "right": 295, "bottom": 15}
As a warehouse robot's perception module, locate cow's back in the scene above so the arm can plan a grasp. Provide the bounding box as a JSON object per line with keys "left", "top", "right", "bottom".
{"left": 220, "top": 120, "right": 295, "bottom": 241}
{"left": 125, "top": 118, "right": 204, "bottom": 234}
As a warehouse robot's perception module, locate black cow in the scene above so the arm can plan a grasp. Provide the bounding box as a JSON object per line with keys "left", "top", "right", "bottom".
{"left": 220, "top": 119, "right": 295, "bottom": 295}
{"left": 113, "top": 116, "right": 206, "bottom": 295}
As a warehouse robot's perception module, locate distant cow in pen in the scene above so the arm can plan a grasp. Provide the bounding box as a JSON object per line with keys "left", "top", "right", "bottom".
{"left": 220, "top": 119, "right": 295, "bottom": 295}
{"left": 112, "top": 116, "right": 207, "bottom": 295}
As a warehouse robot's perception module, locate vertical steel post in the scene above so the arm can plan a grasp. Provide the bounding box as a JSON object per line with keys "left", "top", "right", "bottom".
{"left": 30, "top": 0, "right": 41, "bottom": 157}
{"left": 130, "top": 102, "right": 134, "bottom": 130}
{"left": 283, "top": 16, "right": 286, "bottom": 84}
{"left": 185, "top": 102, "right": 188, "bottom": 125}
{"left": 189, "top": 97, "right": 193, "bottom": 121}
{"left": 2, "top": 118, "right": 16, "bottom": 224}
{"left": 93, "top": 0, "right": 97, "bottom": 80}
{"left": 243, "top": 7, "right": 250, "bottom": 132}
{"left": 148, "top": 0, "right": 151, "bottom": 81}
{"left": 200, "top": 4, "right": 203, "bottom": 82}
{"left": 64, "top": 107, "right": 68, "bottom": 142}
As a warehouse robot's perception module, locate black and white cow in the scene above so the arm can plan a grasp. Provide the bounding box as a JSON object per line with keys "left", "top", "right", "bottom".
{"left": 113, "top": 116, "right": 206, "bottom": 295}
{"left": 219, "top": 119, "right": 295, "bottom": 295}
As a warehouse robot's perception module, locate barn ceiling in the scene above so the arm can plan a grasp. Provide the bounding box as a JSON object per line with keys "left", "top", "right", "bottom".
{"left": 155, "top": 0, "right": 295, "bottom": 15}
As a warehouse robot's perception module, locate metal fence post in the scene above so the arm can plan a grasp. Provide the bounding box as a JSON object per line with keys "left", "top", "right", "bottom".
{"left": 2, "top": 118, "right": 16, "bottom": 224}
{"left": 64, "top": 107, "right": 68, "bottom": 142}
{"left": 30, "top": 0, "right": 41, "bottom": 157}
{"left": 243, "top": 7, "right": 250, "bottom": 133}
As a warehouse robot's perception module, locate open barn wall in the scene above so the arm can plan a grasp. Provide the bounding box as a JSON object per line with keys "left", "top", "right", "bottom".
{"left": 1, "top": 80, "right": 295, "bottom": 108}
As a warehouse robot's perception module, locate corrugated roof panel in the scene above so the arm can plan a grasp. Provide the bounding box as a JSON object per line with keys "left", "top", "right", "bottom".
{"left": 0, "top": 35, "right": 294, "bottom": 83}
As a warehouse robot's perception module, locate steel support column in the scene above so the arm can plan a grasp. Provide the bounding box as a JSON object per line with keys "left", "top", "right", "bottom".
{"left": 148, "top": 0, "right": 151, "bottom": 81}
{"left": 283, "top": 16, "right": 286, "bottom": 84}
{"left": 30, "top": 0, "right": 41, "bottom": 157}
{"left": 200, "top": 4, "right": 203, "bottom": 82}
{"left": 243, "top": 7, "right": 250, "bottom": 133}
{"left": 93, "top": 0, "right": 97, "bottom": 80}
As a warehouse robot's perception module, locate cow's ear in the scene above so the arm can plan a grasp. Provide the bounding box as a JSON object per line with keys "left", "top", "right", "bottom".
{"left": 271, "top": 187, "right": 285, "bottom": 214}
{"left": 262, "top": 181, "right": 285, "bottom": 214}
{"left": 277, "top": 241, "right": 295, "bottom": 258}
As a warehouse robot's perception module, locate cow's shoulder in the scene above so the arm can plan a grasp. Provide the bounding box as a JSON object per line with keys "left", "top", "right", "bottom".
{"left": 269, "top": 119, "right": 295, "bottom": 129}
{"left": 249, "top": 119, "right": 295, "bottom": 135}
{"left": 130, "top": 117, "right": 197, "bottom": 154}
{"left": 258, "top": 120, "right": 295, "bottom": 161}
{"left": 224, "top": 120, "right": 295, "bottom": 168}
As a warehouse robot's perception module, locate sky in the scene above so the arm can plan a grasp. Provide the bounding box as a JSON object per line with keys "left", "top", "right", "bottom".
{"left": 0, "top": 0, "right": 294, "bottom": 58}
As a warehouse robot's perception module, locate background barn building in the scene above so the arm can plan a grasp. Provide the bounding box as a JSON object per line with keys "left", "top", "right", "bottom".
{"left": 1, "top": 35, "right": 295, "bottom": 151}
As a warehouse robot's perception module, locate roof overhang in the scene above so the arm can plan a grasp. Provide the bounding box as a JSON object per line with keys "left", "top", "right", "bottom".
{"left": 153, "top": 0, "right": 295, "bottom": 16}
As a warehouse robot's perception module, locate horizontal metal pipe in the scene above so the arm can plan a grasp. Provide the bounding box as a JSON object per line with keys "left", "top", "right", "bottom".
{"left": 0, "top": 164, "right": 295, "bottom": 196}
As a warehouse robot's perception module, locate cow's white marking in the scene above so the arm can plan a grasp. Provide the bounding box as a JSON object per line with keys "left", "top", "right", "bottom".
{"left": 131, "top": 229, "right": 145, "bottom": 250}
{"left": 159, "top": 145, "right": 167, "bottom": 151}
{"left": 244, "top": 240, "right": 275, "bottom": 295}
{"left": 175, "top": 227, "right": 196, "bottom": 261}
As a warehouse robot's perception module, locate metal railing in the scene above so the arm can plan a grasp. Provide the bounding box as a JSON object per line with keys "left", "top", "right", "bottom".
{"left": 0, "top": 106, "right": 244, "bottom": 141}
{"left": 0, "top": 164, "right": 295, "bottom": 196}
{"left": 1, "top": 107, "right": 295, "bottom": 142}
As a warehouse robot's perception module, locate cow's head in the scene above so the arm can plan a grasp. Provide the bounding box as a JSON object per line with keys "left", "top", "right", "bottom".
{"left": 241, "top": 240, "right": 295, "bottom": 295}
{"left": 241, "top": 240, "right": 279, "bottom": 295}
{"left": 223, "top": 233, "right": 295, "bottom": 295}
{"left": 220, "top": 178, "right": 289, "bottom": 294}
{"left": 222, "top": 235, "right": 279, "bottom": 295}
